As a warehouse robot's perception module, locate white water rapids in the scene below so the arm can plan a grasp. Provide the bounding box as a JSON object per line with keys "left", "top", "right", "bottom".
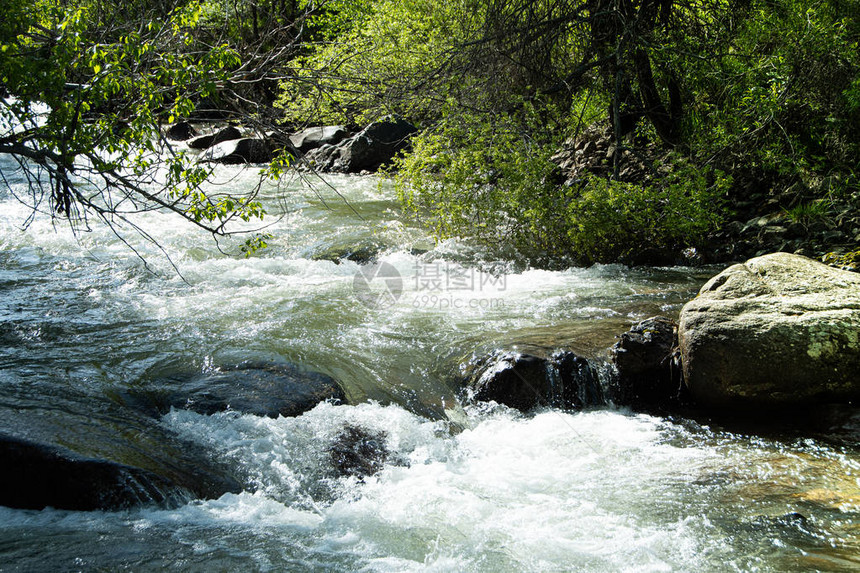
{"left": 0, "top": 162, "right": 858, "bottom": 571}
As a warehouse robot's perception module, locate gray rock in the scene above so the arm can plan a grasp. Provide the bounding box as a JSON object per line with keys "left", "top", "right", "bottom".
{"left": 118, "top": 361, "right": 346, "bottom": 419}
{"left": 289, "top": 125, "right": 349, "bottom": 153}
{"left": 678, "top": 252, "right": 860, "bottom": 410}
{"left": 302, "top": 116, "right": 417, "bottom": 173}
{"left": 188, "top": 125, "right": 242, "bottom": 150}
{"left": 200, "top": 138, "right": 273, "bottom": 164}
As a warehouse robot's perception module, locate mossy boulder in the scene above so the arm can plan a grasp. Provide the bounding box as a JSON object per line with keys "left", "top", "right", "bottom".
{"left": 678, "top": 253, "right": 860, "bottom": 410}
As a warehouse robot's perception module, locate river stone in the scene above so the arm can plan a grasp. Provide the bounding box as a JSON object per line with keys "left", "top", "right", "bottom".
{"left": 289, "top": 125, "right": 349, "bottom": 153}
{"left": 0, "top": 388, "right": 242, "bottom": 511}
{"left": 678, "top": 252, "right": 860, "bottom": 410}
{"left": 467, "top": 350, "right": 602, "bottom": 411}
{"left": 120, "top": 361, "right": 346, "bottom": 418}
{"left": 200, "top": 138, "right": 273, "bottom": 164}
{"left": 329, "top": 425, "right": 389, "bottom": 479}
{"left": 611, "top": 316, "right": 685, "bottom": 408}
{"left": 164, "top": 121, "right": 198, "bottom": 141}
{"left": 302, "top": 115, "right": 417, "bottom": 173}
{"left": 0, "top": 434, "right": 187, "bottom": 511}
{"left": 188, "top": 125, "right": 242, "bottom": 150}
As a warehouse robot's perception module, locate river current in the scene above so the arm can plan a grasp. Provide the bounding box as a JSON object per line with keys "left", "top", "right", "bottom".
{"left": 0, "top": 162, "right": 858, "bottom": 571}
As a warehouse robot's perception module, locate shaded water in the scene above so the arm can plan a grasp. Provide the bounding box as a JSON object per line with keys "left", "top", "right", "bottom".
{"left": 0, "top": 162, "right": 858, "bottom": 571}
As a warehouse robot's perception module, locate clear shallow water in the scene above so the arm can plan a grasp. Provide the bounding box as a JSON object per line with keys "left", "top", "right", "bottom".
{"left": 0, "top": 161, "right": 858, "bottom": 571}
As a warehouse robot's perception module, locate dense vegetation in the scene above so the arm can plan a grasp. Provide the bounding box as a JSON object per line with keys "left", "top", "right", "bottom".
{"left": 3, "top": 0, "right": 859, "bottom": 265}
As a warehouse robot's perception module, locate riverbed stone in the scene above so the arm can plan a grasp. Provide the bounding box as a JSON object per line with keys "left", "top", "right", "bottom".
{"left": 0, "top": 434, "right": 187, "bottom": 511}
{"left": 188, "top": 125, "right": 242, "bottom": 149}
{"left": 0, "top": 388, "right": 242, "bottom": 511}
{"left": 200, "top": 137, "right": 273, "bottom": 164}
{"left": 466, "top": 350, "right": 602, "bottom": 411}
{"left": 678, "top": 252, "right": 860, "bottom": 410}
{"left": 120, "top": 361, "right": 346, "bottom": 418}
{"left": 611, "top": 316, "right": 686, "bottom": 408}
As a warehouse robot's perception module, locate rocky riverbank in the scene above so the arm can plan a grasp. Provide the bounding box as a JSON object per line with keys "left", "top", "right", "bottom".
{"left": 461, "top": 253, "right": 860, "bottom": 437}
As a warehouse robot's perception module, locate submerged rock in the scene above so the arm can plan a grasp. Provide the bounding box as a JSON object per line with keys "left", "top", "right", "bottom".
{"left": 0, "top": 388, "right": 241, "bottom": 511}
{"left": 678, "top": 252, "right": 860, "bottom": 410}
{"left": 0, "top": 435, "right": 187, "bottom": 511}
{"left": 466, "top": 350, "right": 603, "bottom": 411}
{"left": 329, "top": 424, "right": 390, "bottom": 479}
{"left": 119, "top": 361, "right": 346, "bottom": 418}
{"left": 611, "top": 316, "right": 686, "bottom": 409}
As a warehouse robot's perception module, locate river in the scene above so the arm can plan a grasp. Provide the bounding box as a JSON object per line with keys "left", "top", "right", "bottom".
{"left": 0, "top": 162, "right": 858, "bottom": 571}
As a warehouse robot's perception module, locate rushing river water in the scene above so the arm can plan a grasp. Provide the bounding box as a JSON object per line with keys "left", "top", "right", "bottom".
{"left": 1, "top": 161, "right": 859, "bottom": 571}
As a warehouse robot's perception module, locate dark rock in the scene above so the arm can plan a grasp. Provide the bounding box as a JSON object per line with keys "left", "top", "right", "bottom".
{"left": 0, "top": 388, "right": 242, "bottom": 511}
{"left": 552, "top": 350, "right": 604, "bottom": 409}
{"left": 329, "top": 424, "right": 389, "bottom": 479}
{"left": 0, "top": 435, "right": 186, "bottom": 511}
{"left": 611, "top": 316, "right": 685, "bottom": 408}
{"left": 188, "top": 125, "right": 242, "bottom": 150}
{"left": 467, "top": 350, "right": 603, "bottom": 411}
{"left": 359, "top": 115, "right": 418, "bottom": 147}
{"left": 678, "top": 253, "right": 860, "bottom": 411}
{"left": 119, "top": 361, "right": 346, "bottom": 419}
{"left": 302, "top": 116, "right": 417, "bottom": 173}
{"left": 164, "top": 121, "right": 198, "bottom": 141}
{"left": 201, "top": 138, "right": 273, "bottom": 164}
{"left": 164, "top": 121, "right": 197, "bottom": 141}
{"left": 289, "top": 125, "right": 349, "bottom": 153}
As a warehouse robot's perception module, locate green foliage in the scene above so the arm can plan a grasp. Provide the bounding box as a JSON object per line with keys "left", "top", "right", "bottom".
{"left": 684, "top": 0, "right": 860, "bottom": 177}
{"left": 278, "top": 0, "right": 481, "bottom": 126}
{"left": 783, "top": 199, "right": 832, "bottom": 226}
{"left": 394, "top": 106, "right": 561, "bottom": 254}
{"left": 395, "top": 107, "right": 728, "bottom": 264}
{"left": 560, "top": 164, "right": 730, "bottom": 263}
{"left": 0, "top": 0, "right": 270, "bottom": 255}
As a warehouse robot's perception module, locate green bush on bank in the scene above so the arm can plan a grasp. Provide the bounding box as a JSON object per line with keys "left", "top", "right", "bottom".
{"left": 394, "top": 111, "right": 729, "bottom": 265}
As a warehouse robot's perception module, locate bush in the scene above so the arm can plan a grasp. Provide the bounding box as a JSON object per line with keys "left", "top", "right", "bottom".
{"left": 395, "top": 109, "right": 729, "bottom": 265}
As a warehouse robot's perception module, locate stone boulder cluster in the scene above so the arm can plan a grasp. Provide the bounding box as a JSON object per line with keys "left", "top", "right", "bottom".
{"left": 463, "top": 253, "right": 860, "bottom": 420}
{"left": 164, "top": 115, "right": 417, "bottom": 172}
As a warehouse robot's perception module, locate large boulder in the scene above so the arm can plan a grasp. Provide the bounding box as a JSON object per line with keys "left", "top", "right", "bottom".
{"left": 0, "top": 387, "right": 242, "bottom": 511}
{"left": 678, "top": 253, "right": 860, "bottom": 410}
{"left": 0, "top": 435, "right": 187, "bottom": 511}
{"left": 164, "top": 121, "right": 198, "bottom": 141}
{"left": 303, "top": 116, "right": 417, "bottom": 173}
{"left": 188, "top": 125, "right": 242, "bottom": 150}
